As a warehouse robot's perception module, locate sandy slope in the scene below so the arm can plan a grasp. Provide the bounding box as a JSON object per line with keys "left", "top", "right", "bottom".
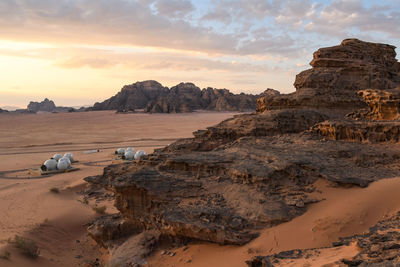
{"left": 0, "top": 111, "right": 238, "bottom": 267}
{"left": 147, "top": 178, "right": 400, "bottom": 267}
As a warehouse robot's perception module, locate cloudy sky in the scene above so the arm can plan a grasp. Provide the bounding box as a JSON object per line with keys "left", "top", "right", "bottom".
{"left": 1, "top": 0, "right": 399, "bottom": 108}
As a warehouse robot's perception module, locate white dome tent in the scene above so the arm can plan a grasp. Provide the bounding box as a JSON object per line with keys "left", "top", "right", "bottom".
{"left": 124, "top": 150, "right": 135, "bottom": 160}
{"left": 43, "top": 159, "right": 57, "bottom": 171}
{"left": 116, "top": 148, "right": 125, "bottom": 155}
{"left": 57, "top": 157, "right": 71, "bottom": 170}
{"left": 53, "top": 154, "right": 62, "bottom": 161}
{"left": 63, "top": 153, "right": 74, "bottom": 162}
{"left": 134, "top": 150, "right": 146, "bottom": 160}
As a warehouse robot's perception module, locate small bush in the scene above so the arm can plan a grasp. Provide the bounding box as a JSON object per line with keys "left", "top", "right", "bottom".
{"left": 8, "top": 235, "right": 39, "bottom": 259}
{"left": 78, "top": 197, "right": 89, "bottom": 205}
{"left": 92, "top": 205, "right": 107, "bottom": 214}
{"left": 0, "top": 251, "right": 10, "bottom": 260}
{"left": 49, "top": 187, "right": 59, "bottom": 193}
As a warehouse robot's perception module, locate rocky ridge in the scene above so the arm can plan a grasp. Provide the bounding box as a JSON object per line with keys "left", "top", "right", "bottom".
{"left": 85, "top": 39, "right": 400, "bottom": 266}
{"left": 92, "top": 81, "right": 262, "bottom": 113}
{"left": 23, "top": 98, "right": 79, "bottom": 113}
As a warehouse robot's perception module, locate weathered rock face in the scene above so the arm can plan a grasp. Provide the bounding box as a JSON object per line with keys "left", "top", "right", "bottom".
{"left": 27, "top": 98, "right": 56, "bottom": 112}
{"left": 257, "top": 39, "right": 400, "bottom": 112}
{"left": 356, "top": 89, "right": 400, "bottom": 120}
{"left": 92, "top": 80, "right": 169, "bottom": 111}
{"left": 92, "top": 81, "right": 260, "bottom": 113}
{"left": 86, "top": 39, "right": 400, "bottom": 265}
{"left": 247, "top": 211, "right": 400, "bottom": 267}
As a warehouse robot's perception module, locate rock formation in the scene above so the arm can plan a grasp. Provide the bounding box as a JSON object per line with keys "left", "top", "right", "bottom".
{"left": 85, "top": 39, "right": 400, "bottom": 266}
{"left": 355, "top": 88, "right": 400, "bottom": 120}
{"left": 92, "top": 81, "right": 261, "bottom": 113}
{"left": 25, "top": 98, "right": 77, "bottom": 113}
{"left": 247, "top": 211, "right": 400, "bottom": 266}
{"left": 27, "top": 98, "right": 56, "bottom": 112}
{"left": 0, "top": 108, "right": 8, "bottom": 113}
{"left": 257, "top": 39, "right": 400, "bottom": 113}
{"left": 92, "top": 80, "right": 169, "bottom": 112}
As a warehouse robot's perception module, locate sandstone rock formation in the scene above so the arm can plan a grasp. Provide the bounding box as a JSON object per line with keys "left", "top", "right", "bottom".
{"left": 247, "top": 211, "right": 400, "bottom": 266}
{"left": 356, "top": 88, "right": 400, "bottom": 120}
{"left": 257, "top": 39, "right": 400, "bottom": 113}
{"left": 92, "top": 80, "right": 169, "bottom": 111}
{"left": 26, "top": 98, "right": 77, "bottom": 113}
{"left": 85, "top": 39, "right": 400, "bottom": 266}
{"left": 27, "top": 98, "right": 56, "bottom": 112}
{"left": 92, "top": 81, "right": 261, "bottom": 113}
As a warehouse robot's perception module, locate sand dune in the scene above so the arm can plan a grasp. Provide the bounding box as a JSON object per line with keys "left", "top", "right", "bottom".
{"left": 147, "top": 177, "right": 400, "bottom": 267}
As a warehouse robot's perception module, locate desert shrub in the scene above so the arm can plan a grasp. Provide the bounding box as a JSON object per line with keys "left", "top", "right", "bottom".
{"left": 49, "top": 187, "right": 59, "bottom": 193}
{"left": 78, "top": 197, "right": 89, "bottom": 205}
{"left": 0, "top": 251, "right": 10, "bottom": 260}
{"left": 92, "top": 205, "right": 107, "bottom": 214}
{"left": 8, "top": 235, "right": 39, "bottom": 259}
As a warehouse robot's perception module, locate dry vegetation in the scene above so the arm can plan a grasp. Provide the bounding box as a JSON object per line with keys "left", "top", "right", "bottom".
{"left": 8, "top": 235, "right": 40, "bottom": 259}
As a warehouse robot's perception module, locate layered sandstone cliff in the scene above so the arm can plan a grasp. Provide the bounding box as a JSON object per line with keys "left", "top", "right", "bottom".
{"left": 92, "top": 81, "right": 261, "bottom": 113}
{"left": 85, "top": 39, "right": 400, "bottom": 266}
{"left": 257, "top": 39, "right": 400, "bottom": 113}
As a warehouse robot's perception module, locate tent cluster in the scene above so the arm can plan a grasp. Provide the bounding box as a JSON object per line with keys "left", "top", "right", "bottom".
{"left": 41, "top": 153, "right": 74, "bottom": 171}
{"left": 115, "top": 147, "right": 147, "bottom": 160}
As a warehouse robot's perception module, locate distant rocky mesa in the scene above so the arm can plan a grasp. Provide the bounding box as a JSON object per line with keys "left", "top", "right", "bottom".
{"left": 91, "top": 81, "right": 267, "bottom": 113}
{"left": 25, "top": 98, "right": 78, "bottom": 113}
{"left": 27, "top": 98, "right": 56, "bottom": 112}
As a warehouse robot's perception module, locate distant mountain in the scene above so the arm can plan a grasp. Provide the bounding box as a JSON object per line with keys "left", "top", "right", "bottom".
{"left": 0, "top": 106, "right": 21, "bottom": 111}
{"left": 0, "top": 108, "right": 9, "bottom": 113}
{"left": 91, "top": 80, "right": 269, "bottom": 113}
{"left": 14, "top": 98, "right": 80, "bottom": 114}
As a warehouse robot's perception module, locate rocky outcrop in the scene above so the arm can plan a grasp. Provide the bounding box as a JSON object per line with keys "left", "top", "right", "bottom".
{"left": 355, "top": 88, "right": 400, "bottom": 120}
{"left": 92, "top": 80, "right": 169, "bottom": 111}
{"left": 92, "top": 81, "right": 261, "bottom": 113}
{"left": 0, "top": 108, "right": 8, "bottom": 113}
{"left": 108, "top": 230, "right": 160, "bottom": 267}
{"left": 25, "top": 98, "right": 77, "bottom": 113}
{"left": 27, "top": 98, "right": 56, "bottom": 112}
{"left": 247, "top": 211, "right": 400, "bottom": 266}
{"left": 85, "top": 39, "right": 400, "bottom": 265}
{"left": 257, "top": 39, "right": 400, "bottom": 113}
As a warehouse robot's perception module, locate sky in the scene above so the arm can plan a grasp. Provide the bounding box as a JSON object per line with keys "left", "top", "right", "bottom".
{"left": 1, "top": 0, "right": 400, "bottom": 108}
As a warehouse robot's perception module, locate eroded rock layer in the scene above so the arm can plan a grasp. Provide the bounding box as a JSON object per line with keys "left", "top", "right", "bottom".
{"left": 86, "top": 39, "right": 400, "bottom": 266}
{"left": 92, "top": 81, "right": 261, "bottom": 113}
{"left": 247, "top": 211, "right": 400, "bottom": 266}
{"left": 257, "top": 39, "right": 400, "bottom": 113}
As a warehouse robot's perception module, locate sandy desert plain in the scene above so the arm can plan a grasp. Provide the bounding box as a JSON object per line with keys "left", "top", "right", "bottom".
{"left": 0, "top": 110, "right": 239, "bottom": 267}
{"left": 2, "top": 110, "right": 400, "bottom": 267}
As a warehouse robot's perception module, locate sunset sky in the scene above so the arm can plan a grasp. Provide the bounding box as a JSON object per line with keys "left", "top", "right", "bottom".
{"left": 1, "top": 0, "right": 400, "bottom": 108}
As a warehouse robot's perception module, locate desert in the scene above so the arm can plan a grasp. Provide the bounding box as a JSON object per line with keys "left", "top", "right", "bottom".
{"left": 0, "top": 111, "right": 238, "bottom": 266}
{"left": 2, "top": 1, "right": 400, "bottom": 266}
{"left": 2, "top": 38, "right": 400, "bottom": 267}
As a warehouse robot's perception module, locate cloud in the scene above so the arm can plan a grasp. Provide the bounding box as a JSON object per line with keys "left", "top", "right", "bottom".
{"left": 154, "top": 0, "right": 194, "bottom": 17}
